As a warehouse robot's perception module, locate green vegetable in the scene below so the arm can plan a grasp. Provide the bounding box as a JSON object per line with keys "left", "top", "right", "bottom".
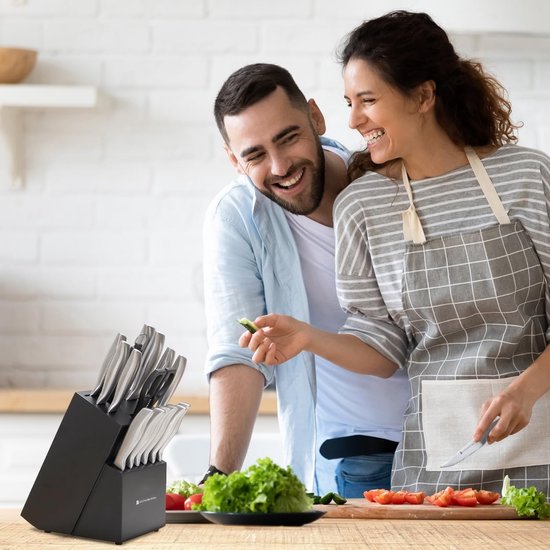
{"left": 332, "top": 493, "right": 347, "bottom": 505}
{"left": 167, "top": 479, "right": 202, "bottom": 498}
{"left": 198, "top": 457, "right": 312, "bottom": 513}
{"left": 500, "top": 475, "right": 550, "bottom": 519}
{"left": 307, "top": 491, "right": 347, "bottom": 505}
{"left": 237, "top": 318, "right": 259, "bottom": 334}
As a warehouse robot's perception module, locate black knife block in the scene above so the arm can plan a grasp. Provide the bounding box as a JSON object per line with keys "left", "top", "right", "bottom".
{"left": 21, "top": 391, "right": 166, "bottom": 544}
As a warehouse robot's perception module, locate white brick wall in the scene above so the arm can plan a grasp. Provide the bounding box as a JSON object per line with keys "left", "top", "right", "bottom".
{"left": 0, "top": 1, "right": 548, "bottom": 397}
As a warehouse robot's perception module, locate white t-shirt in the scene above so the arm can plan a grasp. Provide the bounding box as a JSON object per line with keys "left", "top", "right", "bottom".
{"left": 285, "top": 176, "right": 410, "bottom": 493}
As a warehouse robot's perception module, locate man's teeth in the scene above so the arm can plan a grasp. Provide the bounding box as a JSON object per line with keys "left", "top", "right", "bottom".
{"left": 365, "top": 129, "right": 385, "bottom": 145}
{"left": 278, "top": 169, "right": 303, "bottom": 188}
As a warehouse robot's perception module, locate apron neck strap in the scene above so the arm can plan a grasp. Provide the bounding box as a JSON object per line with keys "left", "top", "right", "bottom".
{"left": 463, "top": 146, "right": 510, "bottom": 225}
{"left": 401, "top": 147, "right": 510, "bottom": 244}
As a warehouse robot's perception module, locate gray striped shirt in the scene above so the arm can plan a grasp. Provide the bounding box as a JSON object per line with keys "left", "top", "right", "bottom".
{"left": 334, "top": 144, "right": 550, "bottom": 367}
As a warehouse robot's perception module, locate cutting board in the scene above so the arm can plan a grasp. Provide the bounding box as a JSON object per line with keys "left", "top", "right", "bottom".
{"left": 315, "top": 498, "right": 520, "bottom": 520}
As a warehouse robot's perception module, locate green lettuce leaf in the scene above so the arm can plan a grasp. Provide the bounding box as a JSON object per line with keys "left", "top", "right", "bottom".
{"left": 500, "top": 476, "right": 550, "bottom": 519}
{"left": 199, "top": 457, "right": 312, "bottom": 513}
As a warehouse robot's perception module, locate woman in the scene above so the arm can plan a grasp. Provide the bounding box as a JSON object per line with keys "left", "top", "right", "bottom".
{"left": 241, "top": 11, "right": 550, "bottom": 496}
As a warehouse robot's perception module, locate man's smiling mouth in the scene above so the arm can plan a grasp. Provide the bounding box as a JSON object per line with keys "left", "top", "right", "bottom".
{"left": 275, "top": 168, "right": 304, "bottom": 189}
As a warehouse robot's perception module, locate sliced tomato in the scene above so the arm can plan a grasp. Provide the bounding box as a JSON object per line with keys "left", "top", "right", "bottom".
{"left": 363, "top": 489, "right": 386, "bottom": 502}
{"left": 391, "top": 491, "right": 407, "bottom": 505}
{"left": 184, "top": 493, "right": 203, "bottom": 510}
{"left": 475, "top": 490, "right": 500, "bottom": 505}
{"left": 404, "top": 491, "right": 425, "bottom": 505}
{"left": 430, "top": 487, "right": 454, "bottom": 507}
{"left": 373, "top": 490, "right": 395, "bottom": 505}
{"left": 451, "top": 488, "right": 478, "bottom": 507}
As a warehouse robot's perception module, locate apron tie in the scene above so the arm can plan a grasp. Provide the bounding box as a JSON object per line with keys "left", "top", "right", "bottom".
{"left": 401, "top": 163, "right": 427, "bottom": 244}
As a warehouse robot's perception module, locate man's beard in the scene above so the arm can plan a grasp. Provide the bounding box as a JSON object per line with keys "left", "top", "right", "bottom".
{"left": 259, "top": 138, "right": 325, "bottom": 216}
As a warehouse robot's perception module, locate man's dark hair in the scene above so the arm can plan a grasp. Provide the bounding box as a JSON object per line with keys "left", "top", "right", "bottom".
{"left": 214, "top": 63, "right": 308, "bottom": 143}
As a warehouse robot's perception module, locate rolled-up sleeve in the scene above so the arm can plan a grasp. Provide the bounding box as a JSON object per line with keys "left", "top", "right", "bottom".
{"left": 333, "top": 189, "right": 409, "bottom": 368}
{"left": 202, "top": 185, "right": 275, "bottom": 386}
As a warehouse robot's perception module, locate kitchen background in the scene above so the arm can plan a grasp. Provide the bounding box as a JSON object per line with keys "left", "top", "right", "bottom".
{"left": 1, "top": 0, "right": 550, "bottom": 506}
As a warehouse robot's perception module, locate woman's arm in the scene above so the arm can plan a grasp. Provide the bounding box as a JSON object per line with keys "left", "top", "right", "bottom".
{"left": 240, "top": 313, "right": 398, "bottom": 378}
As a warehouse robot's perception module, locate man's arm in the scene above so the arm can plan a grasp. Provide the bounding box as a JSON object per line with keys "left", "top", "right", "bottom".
{"left": 208, "top": 364, "right": 265, "bottom": 473}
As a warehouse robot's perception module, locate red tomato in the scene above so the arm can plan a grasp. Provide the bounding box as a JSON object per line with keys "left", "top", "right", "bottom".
{"left": 184, "top": 493, "right": 203, "bottom": 510}
{"left": 391, "top": 491, "right": 407, "bottom": 505}
{"left": 165, "top": 493, "right": 176, "bottom": 510}
{"left": 169, "top": 493, "right": 187, "bottom": 510}
{"left": 451, "top": 488, "right": 478, "bottom": 507}
{"left": 363, "top": 489, "right": 385, "bottom": 502}
{"left": 404, "top": 491, "right": 425, "bottom": 505}
{"left": 475, "top": 490, "right": 500, "bottom": 505}
{"left": 430, "top": 487, "right": 454, "bottom": 507}
{"left": 373, "top": 490, "right": 395, "bottom": 505}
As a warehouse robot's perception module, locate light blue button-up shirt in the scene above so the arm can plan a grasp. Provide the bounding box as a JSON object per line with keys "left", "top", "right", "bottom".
{"left": 203, "top": 138, "right": 348, "bottom": 489}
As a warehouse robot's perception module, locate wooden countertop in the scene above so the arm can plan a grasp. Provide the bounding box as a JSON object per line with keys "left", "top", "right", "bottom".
{"left": 0, "top": 389, "right": 277, "bottom": 415}
{"left": 1, "top": 509, "right": 549, "bottom": 549}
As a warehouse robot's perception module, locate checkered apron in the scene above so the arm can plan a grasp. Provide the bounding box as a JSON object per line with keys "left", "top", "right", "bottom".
{"left": 391, "top": 147, "right": 549, "bottom": 495}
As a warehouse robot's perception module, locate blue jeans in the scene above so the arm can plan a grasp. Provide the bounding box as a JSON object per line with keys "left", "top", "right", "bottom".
{"left": 334, "top": 453, "right": 393, "bottom": 498}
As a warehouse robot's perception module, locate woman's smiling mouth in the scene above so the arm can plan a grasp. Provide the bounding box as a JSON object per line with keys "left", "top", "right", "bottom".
{"left": 364, "top": 129, "right": 385, "bottom": 147}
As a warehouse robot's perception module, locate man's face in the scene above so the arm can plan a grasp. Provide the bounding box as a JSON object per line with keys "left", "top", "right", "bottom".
{"left": 223, "top": 87, "right": 326, "bottom": 216}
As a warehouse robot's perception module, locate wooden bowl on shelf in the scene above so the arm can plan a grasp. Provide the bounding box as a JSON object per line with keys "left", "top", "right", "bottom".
{"left": 0, "top": 47, "right": 38, "bottom": 84}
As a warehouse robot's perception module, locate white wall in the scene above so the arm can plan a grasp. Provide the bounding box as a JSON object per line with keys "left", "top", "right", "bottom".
{"left": 0, "top": 0, "right": 549, "bottom": 394}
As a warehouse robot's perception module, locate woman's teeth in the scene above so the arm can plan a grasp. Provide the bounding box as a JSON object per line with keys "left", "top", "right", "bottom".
{"left": 278, "top": 169, "right": 304, "bottom": 188}
{"left": 365, "top": 129, "right": 385, "bottom": 146}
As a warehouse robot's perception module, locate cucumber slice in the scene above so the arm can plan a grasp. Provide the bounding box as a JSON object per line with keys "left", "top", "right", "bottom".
{"left": 237, "top": 318, "right": 259, "bottom": 334}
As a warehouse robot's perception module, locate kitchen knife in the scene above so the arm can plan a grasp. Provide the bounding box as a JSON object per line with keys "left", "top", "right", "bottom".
{"left": 91, "top": 333, "right": 126, "bottom": 397}
{"left": 96, "top": 340, "right": 131, "bottom": 405}
{"left": 154, "top": 402, "right": 190, "bottom": 462}
{"left": 107, "top": 348, "right": 142, "bottom": 414}
{"left": 158, "top": 355, "right": 187, "bottom": 406}
{"left": 440, "top": 417, "right": 499, "bottom": 468}
{"left": 125, "top": 331, "right": 165, "bottom": 400}
{"left": 113, "top": 407, "right": 153, "bottom": 471}
{"left": 128, "top": 407, "right": 166, "bottom": 468}
{"left": 141, "top": 330, "right": 165, "bottom": 371}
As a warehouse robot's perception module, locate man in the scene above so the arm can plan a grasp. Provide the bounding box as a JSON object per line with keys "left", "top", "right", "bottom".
{"left": 201, "top": 63, "right": 410, "bottom": 496}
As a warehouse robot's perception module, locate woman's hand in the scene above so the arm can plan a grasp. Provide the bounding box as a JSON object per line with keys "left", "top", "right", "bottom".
{"left": 238, "top": 313, "right": 311, "bottom": 365}
{"left": 474, "top": 381, "right": 537, "bottom": 444}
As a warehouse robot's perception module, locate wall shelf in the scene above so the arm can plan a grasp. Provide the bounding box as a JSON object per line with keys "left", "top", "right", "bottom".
{"left": 0, "top": 85, "right": 97, "bottom": 188}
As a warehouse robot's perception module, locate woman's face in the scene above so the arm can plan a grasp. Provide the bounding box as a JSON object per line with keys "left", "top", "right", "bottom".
{"left": 343, "top": 57, "right": 423, "bottom": 165}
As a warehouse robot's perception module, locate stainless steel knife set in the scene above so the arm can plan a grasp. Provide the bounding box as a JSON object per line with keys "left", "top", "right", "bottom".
{"left": 21, "top": 324, "right": 189, "bottom": 544}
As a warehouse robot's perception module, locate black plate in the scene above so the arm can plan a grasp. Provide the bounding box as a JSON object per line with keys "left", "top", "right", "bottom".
{"left": 200, "top": 509, "right": 326, "bottom": 526}
{"left": 166, "top": 510, "right": 209, "bottom": 523}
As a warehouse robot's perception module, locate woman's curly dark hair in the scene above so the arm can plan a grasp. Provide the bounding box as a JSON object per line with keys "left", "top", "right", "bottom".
{"left": 338, "top": 11, "right": 520, "bottom": 181}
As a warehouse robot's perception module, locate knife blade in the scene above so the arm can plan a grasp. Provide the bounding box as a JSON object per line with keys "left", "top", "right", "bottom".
{"left": 440, "top": 417, "right": 499, "bottom": 468}
{"left": 112, "top": 407, "right": 153, "bottom": 471}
